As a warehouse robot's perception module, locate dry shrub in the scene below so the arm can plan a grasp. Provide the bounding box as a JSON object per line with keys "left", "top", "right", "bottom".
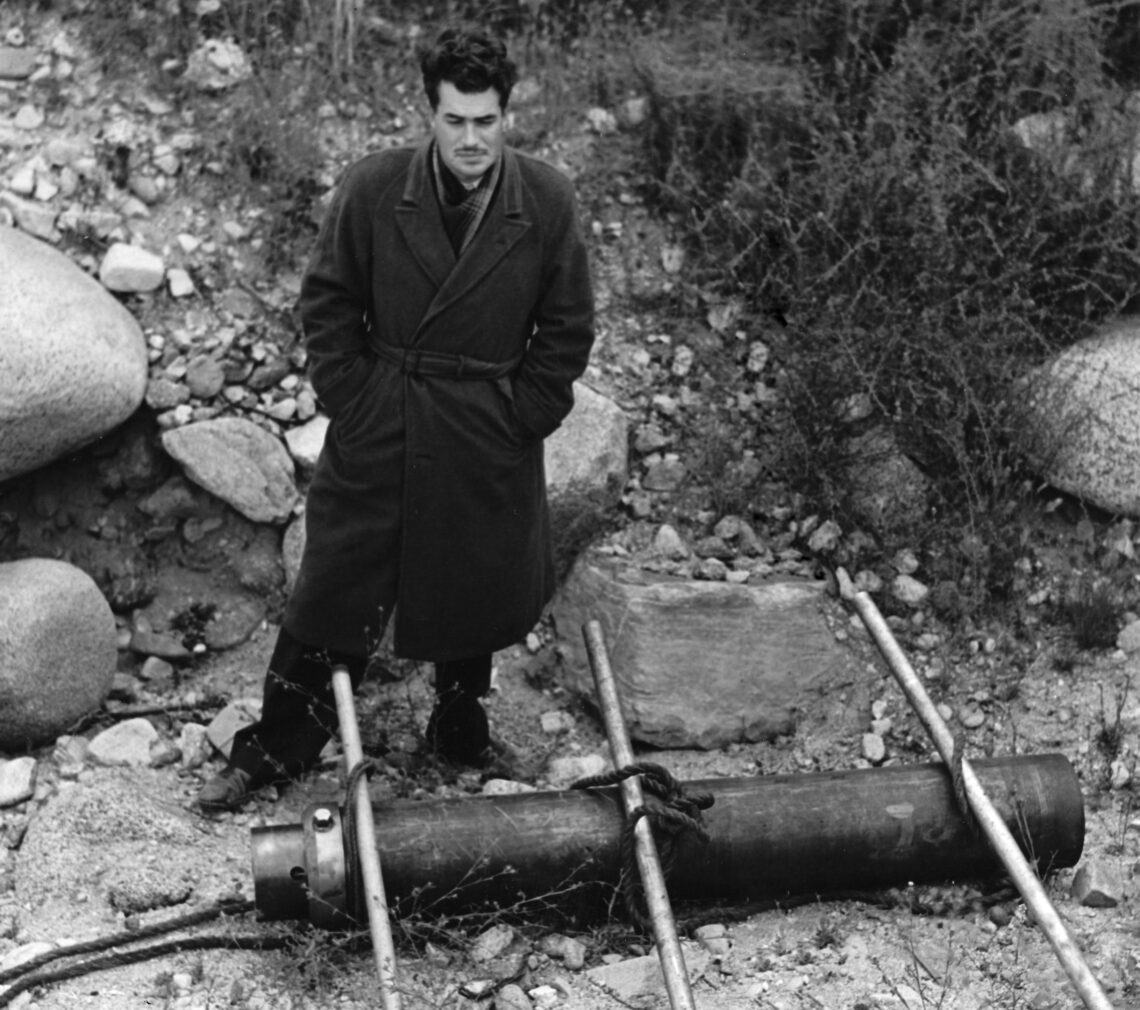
{"left": 639, "top": 0, "right": 1140, "bottom": 570}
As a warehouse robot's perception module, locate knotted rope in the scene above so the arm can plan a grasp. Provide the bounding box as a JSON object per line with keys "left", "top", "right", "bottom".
{"left": 572, "top": 762, "right": 714, "bottom": 933}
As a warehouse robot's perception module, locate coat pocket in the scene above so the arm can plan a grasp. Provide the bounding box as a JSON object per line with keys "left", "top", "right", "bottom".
{"left": 492, "top": 375, "right": 526, "bottom": 445}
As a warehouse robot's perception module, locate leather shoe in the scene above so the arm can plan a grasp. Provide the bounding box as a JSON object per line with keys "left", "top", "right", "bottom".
{"left": 197, "top": 766, "right": 257, "bottom": 812}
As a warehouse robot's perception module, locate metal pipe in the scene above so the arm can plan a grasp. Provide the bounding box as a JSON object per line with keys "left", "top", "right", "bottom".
{"left": 332, "top": 666, "right": 401, "bottom": 1010}
{"left": 836, "top": 568, "right": 1113, "bottom": 1010}
{"left": 582, "top": 619, "right": 697, "bottom": 1010}
{"left": 252, "top": 753, "right": 1083, "bottom": 922}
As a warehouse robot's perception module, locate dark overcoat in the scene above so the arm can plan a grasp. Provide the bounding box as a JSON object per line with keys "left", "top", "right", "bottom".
{"left": 283, "top": 141, "right": 595, "bottom": 660}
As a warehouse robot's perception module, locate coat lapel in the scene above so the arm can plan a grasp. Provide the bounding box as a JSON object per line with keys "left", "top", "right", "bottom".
{"left": 395, "top": 143, "right": 455, "bottom": 290}
{"left": 397, "top": 145, "right": 532, "bottom": 344}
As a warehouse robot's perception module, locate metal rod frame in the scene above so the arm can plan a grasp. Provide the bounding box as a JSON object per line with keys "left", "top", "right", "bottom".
{"left": 332, "top": 666, "right": 402, "bottom": 1010}
{"left": 836, "top": 569, "right": 1114, "bottom": 1010}
{"left": 583, "top": 620, "right": 698, "bottom": 1010}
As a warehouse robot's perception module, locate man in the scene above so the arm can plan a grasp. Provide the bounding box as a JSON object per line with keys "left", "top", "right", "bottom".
{"left": 198, "top": 26, "right": 595, "bottom": 811}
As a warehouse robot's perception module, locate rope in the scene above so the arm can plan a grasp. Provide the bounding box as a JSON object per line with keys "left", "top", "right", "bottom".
{"left": 342, "top": 757, "right": 386, "bottom": 929}
{"left": 949, "top": 734, "right": 980, "bottom": 835}
{"left": 572, "top": 762, "right": 714, "bottom": 932}
{"left": 0, "top": 898, "right": 286, "bottom": 1008}
{"left": 0, "top": 898, "right": 255, "bottom": 985}
{"left": 0, "top": 935, "right": 290, "bottom": 1007}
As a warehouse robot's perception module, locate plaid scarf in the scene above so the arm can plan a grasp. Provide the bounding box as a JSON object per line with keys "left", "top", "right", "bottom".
{"left": 431, "top": 142, "right": 502, "bottom": 256}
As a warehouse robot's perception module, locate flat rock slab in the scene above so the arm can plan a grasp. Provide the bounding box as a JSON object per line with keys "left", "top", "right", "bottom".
{"left": 160, "top": 417, "right": 299, "bottom": 523}
{"left": 552, "top": 560, "right": 851, "bottom": 749}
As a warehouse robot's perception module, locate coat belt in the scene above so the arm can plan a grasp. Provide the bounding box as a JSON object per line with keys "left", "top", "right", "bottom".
{"left": 374, "top": 342, "right": 521, "bottom": 380}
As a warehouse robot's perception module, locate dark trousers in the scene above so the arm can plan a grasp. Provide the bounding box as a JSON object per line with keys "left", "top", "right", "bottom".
{"left": 228, "top": 627, "right": 491, "bottom": 783}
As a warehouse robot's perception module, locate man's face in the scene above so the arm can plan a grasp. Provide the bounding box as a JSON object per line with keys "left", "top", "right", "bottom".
{"left": 432, "top": 81, "right": 505, "bottom": 185}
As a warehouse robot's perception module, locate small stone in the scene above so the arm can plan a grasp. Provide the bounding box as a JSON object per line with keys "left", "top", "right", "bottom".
{"left": 807, "top": 519, "right": 842, "bottom": 553}
{"left": 129, "top": 175, "right": 161, "bottom": 205}
{"left": 540, "top": 710, "right": 574, "bottom": 734}
{"left": 185, "top": 355, "right": 226, "bottom": 399}
{"left": 482, "top": 779, "right": 537, "bottom": 796}
{"left": 1070, "top": 861, "right": 1122, "bottom": 908}
{"left": 893, "top": 548, "right": 920, "bottom": 574}
{"left": 108, "top": 671, "right": 139, "bottom": 702}
{"left": 0, "top": 757, "right": 37, "bottom": 808}
{"left": 892, "top": 574, "right": 929, "bottom": 608}
{"left": 149, "top": 737, "right": 181, "bottom": 768}
{"left": 167, "top": 267, "right": 196, "bottom": 298}
{"left": 545, "top": 753, "right": 607, "bottom": 789}
{"left": 988, "top": 904, "right": 1013, "bottom": 927}
{"left": 99, "top": 242, "right": 165, "bottom": 293}
{"left": 170, "top": 970, "right": 194, "bottom": 994}
{"left": 1116, "top": 619, "right": 1140, "bottom": 654}
{"left": 1109, "top": 758, "right": 1131, "bottom": 790}
{"left": 528, "top": 985, "right": 561, "bottom": 1009}
{"left": 53, "top": 735, "right": 89, "bottom": 777}
{"left": 540, "top": 933, "right": 587, "bottom": 970}
{"left": 470, "top": 923, "right": 515, "bottom": 963}
{"left": 642, "top": 458, "right": 686, "bottom": 492}
{"left": 139, "top": 655, "right": 176, "bottom": 686}
{"left": 14, "top": 104, "right": 44, "bottom": 130}
{"left": 8, "top": 162, "right": 35, "bottom": 195}
{"left": 179, "top": 723, "right": 211, "bottom": 769}
{"left": 958, "top": 704, "right": 986, "bottom": 730}
{"left": 697, "top": 557, "right": 728, "bottom": 581}
{"left": 746, "top": 341, "right": 769, "bottom": 374}
{"left": 861, "top": 732, "right": 886, "bottom": 764}
{"left": 87, "top": 718, "right": 160, "bottom": 767}
{"left": 267, "top": 396, "right": 297, "bottom": 422}
{"left": 494, "top": 983, "right": 532, "bottom": 1010}
{"left": 0, "top": 47, "right": 37, "bottom": 80}
{"left": 652, "top": 523, "right": 689, "bottom": 559}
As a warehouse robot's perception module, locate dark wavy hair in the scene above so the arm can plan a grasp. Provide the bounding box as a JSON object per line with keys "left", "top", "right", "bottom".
{"left": 419, "top": 27, "right": 518, "bottom": 110}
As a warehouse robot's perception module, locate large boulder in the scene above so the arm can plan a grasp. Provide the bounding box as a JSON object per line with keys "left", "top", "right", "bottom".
{"left": 0, "top": 558, "right": 117, "bottom": 749}
{"left": 0, "top": 227, "right": 148, "bottom": 481}
{"left": 1016, "top": 318, "right": 1140, "bottom": 516}
{"left": 160, "top": 417, "right": 300, "bottom": 523}
{"left": 551, "top": 559, "right": 850, "bottom": 749}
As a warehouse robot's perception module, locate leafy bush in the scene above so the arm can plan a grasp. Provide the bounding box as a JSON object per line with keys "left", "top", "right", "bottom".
{"left": 638, "top": 0, "right": 1140, "bottom": 562}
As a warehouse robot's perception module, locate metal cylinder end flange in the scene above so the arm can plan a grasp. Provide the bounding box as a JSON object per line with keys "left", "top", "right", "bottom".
{"left": 251, "top": 804, "right": 351, "bottom": 927}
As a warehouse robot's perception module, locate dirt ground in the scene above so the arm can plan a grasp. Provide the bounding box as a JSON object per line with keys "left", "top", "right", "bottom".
{"left": 1, "top": 5, "right": 1138, "bottom": 1008}
{"left": 3, "top": 589, "right": 1138, "bottom": 1010}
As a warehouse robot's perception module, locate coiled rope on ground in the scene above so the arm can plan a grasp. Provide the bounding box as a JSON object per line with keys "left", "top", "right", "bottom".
{"left": 0, "top": 897, "right": 288, "bottom": 1008}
